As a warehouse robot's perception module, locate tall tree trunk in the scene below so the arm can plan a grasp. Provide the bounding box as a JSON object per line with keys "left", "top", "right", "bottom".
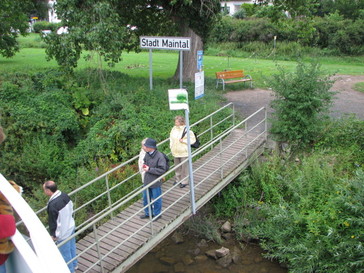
{"left": 173, "top": 26, "right": 203, "bottom": 82}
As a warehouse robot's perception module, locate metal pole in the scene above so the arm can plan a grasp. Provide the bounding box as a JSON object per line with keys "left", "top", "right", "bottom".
{"left": 149, "top": 49, "right": 153, "bottom": 90}
{"left": 93, "top": 224, "right": 105, "bottom": 273}
{"left": 264, "top": 107, "right": 268, "bottom": 141}
{"left": 105, "top": 176, "right": 113, "bottom": 218}
{"left": 184, "top": 109, "right": 196, "bottom": 214}
{"left": 180, "top": 51, "right": 183, "bottom": 89}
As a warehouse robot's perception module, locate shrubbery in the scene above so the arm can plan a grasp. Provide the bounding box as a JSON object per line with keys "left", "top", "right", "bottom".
{"left": 208, "top": 16, "right": 364, "bottom": 55}
{"left": 213, "top": 116, "right": 364, "bottom": 272}
{"left": 0, "top": 68, "right": 225, "bottom": 193}
{"left": 33, "top": 21, "right": 61, "bottom": 33}
{"left": 269, "top": 62, "right": 335, "bottom": 151}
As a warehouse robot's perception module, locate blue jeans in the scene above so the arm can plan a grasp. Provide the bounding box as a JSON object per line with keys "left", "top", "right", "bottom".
{"left": 57, "top": 230, "right": 78, "bottom": 273}
{"left": 0, "top": 263, "right": 6, "bottom": 273}
{"left": 143, "top": 186, "right": 162, "bottom": 217}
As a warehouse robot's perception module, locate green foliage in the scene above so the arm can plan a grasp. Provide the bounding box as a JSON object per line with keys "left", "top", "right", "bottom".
{"left": 259, "top": 0, "right": 320, "bottom": 19}
{"left": 0, "top": 68, "right": 225, "bottom": 189}
{"left": 254, "top": 5, "right": 286, "bottom": 20}
{"left": 44, "top": 0, "right": 221, "bottom": 71}
{"left": 249, "top": 168, "right": 364, "bottom": 273}
{"left": 354, "top": 82, "right": 364, "bottom": 93}
{"left": 318, "top": 0, "right": 364, "bottom": 20}
{"left": 269, "top": 61, "right": 335, "bottom": 151}
{"left": 241, "top": 3, "right": 257, "bottom": 17}
{"left": 0, "top": 0, "right": 33, "bottom": 57}
{"left": 183, "top": 214, "right": 223, "bottom": 244}
{"left": 33, "top": 21, "right": 61, "bottom": 33}
{"left": 0, "top": 71, "right": 81, "bottom": 183}
{"left": 233, "top": 8, "right": 246, "bottom": 19}
{"left": 209, "top": 15, "right": 364, "bottom": 56}
{"left": 315, "top": 117, "right": 364, "bottom": 165}
{"left": 214, "top": 117, "right": 364, "bottom": 272}
{"left": 17, "top": 33, "right": 46, "bottom": 49}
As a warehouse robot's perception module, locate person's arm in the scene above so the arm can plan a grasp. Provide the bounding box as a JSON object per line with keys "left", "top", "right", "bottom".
{"left": 0, "top": 215, "right": 16, "bottom": 239}
{"left": 169, "top": 127, "right": 174, "bottom": 149}
{"left": 138, "top": 151, "right": 146, "bottom": 173}
{"left": 47, "top": 205, "right": 59, "bottom": 238}
{"left": 180, "top": 127, "right": 196, "bottom": 144}
{"left": 190, "top": 130, "right": 197, "bottom": 144}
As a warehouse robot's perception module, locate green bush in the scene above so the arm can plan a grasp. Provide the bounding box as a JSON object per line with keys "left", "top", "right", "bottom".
{"left": 315, "top": 117, "right": 364, "bottom": 165}
{"left": 33, "top": 21, "right": 61, "bottom": 33}
{"left": 214, "top": 145, "right": 364, "bottom": 272}
{"left": 269, "top": 61, "right": 335, "bottom": 151}
{"left": 233, "top": 8, "right": 246, "bottom": 19}
{"left": 0, "top": 68, "right": 227, "bottom": 190}
{"left": 209, "top": 15, "right": 364, "bottom": 56}
{"left": 250, "top": 167, "right": 364, "bottom": 273}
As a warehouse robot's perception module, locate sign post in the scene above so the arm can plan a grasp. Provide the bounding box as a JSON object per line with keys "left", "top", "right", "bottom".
{"left": 195, "top": 50, "right": 204, "bottom": 100}
{"left": 168, "top": 89, "right": 196, "bottom": 215}
{"left": 149, "top": 49, "right": 153, "bottom": 90}
{"left": 140, "top": 36, "right": 191, "bottom": 90}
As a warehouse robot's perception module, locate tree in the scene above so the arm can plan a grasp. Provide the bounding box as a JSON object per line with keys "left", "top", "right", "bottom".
{"left": 0, "top": 0, "right": 47, "bottom": 58}
{"left": 318, "top": 0, "right": 364, "bottom": 20}
{"left": 257, "top": 0, "right": 320, "bottom": 19}
{"left": 44, "top": 0, "right": 221, "bottom": 81}
{"left": 0, "top": 0, "right": 32, "bottom": 57}
{"left": 269, "top": 62, "right": 335, "bottom": 152}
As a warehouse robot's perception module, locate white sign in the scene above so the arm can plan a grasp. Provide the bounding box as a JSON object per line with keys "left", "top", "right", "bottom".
{"left": 195, "top": 71, "right": 204, "bottom": 100}
{"left": 140, "top": 36, "right": 191, "bottom": 51}
{"left": 168, "top": 89, "right": 189, "bottom": 110}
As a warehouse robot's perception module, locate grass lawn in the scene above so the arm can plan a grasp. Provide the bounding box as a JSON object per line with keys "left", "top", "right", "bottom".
{"left": 1, "top": 36, "right": 364, "bottom": 88}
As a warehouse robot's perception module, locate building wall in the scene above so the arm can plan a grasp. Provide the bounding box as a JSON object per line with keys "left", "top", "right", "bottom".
{"left": 220, "top": 1, "right": 258, "bottom": 16}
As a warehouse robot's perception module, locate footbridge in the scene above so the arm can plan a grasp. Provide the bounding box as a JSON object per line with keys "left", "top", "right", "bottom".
{"left": 30, "top": 104, "right": 267, "bottom": 273}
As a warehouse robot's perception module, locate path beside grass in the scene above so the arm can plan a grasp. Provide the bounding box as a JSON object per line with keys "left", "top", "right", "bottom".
{"left": 224, "top": 75, "right": 364, "bottom": 121}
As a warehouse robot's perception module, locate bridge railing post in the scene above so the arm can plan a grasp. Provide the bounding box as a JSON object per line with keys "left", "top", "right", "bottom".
{"left": 219, "top": 139, "right": 224, "bottom": 179}
{"left": 210, "top": 115, "right": 213, "bottom": 146}
{"left": 105, "top": 175, "right": 113, "bottom": 218}
{"left": 264, "top": 107, "right": 268, "bottom": 141}
{"left": 145, "top": 188, "right": 156, "bottom": 233}
{"left": 93, "top": 223, "right": 105, "bottom": 273}
{"left": 232, "top": 103, "right": 235, "bottom": 126}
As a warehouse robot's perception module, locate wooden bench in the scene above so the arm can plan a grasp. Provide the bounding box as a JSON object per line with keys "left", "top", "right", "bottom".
{"left": 215, "top": 70, "right": 253, "bottom": 90}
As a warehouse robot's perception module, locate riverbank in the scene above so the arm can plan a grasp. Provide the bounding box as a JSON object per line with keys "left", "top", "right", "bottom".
{"left": 127, "top": 205, "right": 287, "bottom": 273}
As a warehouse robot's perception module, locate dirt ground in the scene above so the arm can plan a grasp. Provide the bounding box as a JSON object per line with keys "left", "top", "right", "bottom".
{"left": 224, "top": 75, "right": 364, "bottom": 120}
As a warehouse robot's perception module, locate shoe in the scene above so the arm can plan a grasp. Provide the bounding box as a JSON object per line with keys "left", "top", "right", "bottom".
{"left": 173, "top": 181, "right": 178, "bottom": 186}
{"left": 179, "top": 183, "right": 187, "bottom": 188}
{"left": 153, "top": 215, "right": 162, "bottom": 221}
{"left": 140, "top": 214, "right": 150, "bottom": 219}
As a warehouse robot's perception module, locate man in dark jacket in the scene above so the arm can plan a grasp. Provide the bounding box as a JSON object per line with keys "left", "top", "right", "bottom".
{"left": 141, "top": 138, "right": 168, "bottom": 220}
{"left": 43, "top": 181, "right": 78, "bottom": 273}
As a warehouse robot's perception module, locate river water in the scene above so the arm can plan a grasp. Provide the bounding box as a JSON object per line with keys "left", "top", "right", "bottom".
{"left": 127, "top": 230, "right": 287, "bottom": 273}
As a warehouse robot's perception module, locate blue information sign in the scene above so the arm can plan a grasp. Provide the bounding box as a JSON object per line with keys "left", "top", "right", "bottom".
{"left": 197, "top": 50, "right": 203, "bottom": 71}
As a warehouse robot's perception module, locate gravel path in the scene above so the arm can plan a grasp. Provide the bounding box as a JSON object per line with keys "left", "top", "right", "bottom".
{"left": 224, "top": 75, "right": 364, "bottom": 121}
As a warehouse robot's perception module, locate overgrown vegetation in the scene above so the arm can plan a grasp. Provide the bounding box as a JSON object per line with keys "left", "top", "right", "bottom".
{"left": 208, "top": 15, "right": 364, "bottom": 58}
{"left": 213, "top": 116, "right": 364, "bottom": 273}
{"left": 0, "top": 68, "right": 227, "bottom": 214}
{"left": 269, "top": 61, "right": 335, "bottom": 152}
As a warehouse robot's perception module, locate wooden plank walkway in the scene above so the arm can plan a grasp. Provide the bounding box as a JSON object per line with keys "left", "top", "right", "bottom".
{"left": 75, "top": 128, "right": 266, "bottom": 273}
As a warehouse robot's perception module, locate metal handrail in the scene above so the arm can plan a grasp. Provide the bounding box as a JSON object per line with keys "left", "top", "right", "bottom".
{"left": 72, "top": 106, "right": 267, "bottom": 272}
{"left": 15, "top": 103, "right": 268, "bottom": 272}
{"left": 18, "top": 103, "right": 234, "bottom": 231}
{"left": 13, "top": 103, "right": 267, "bottom": 272}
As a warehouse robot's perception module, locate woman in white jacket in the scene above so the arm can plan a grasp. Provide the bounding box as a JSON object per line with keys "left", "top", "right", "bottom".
{"left": 169, "top": 116, "right": 196, "bottom": 188}
{"left": 138, "top": 138, "right": 148, "bottom": 183}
